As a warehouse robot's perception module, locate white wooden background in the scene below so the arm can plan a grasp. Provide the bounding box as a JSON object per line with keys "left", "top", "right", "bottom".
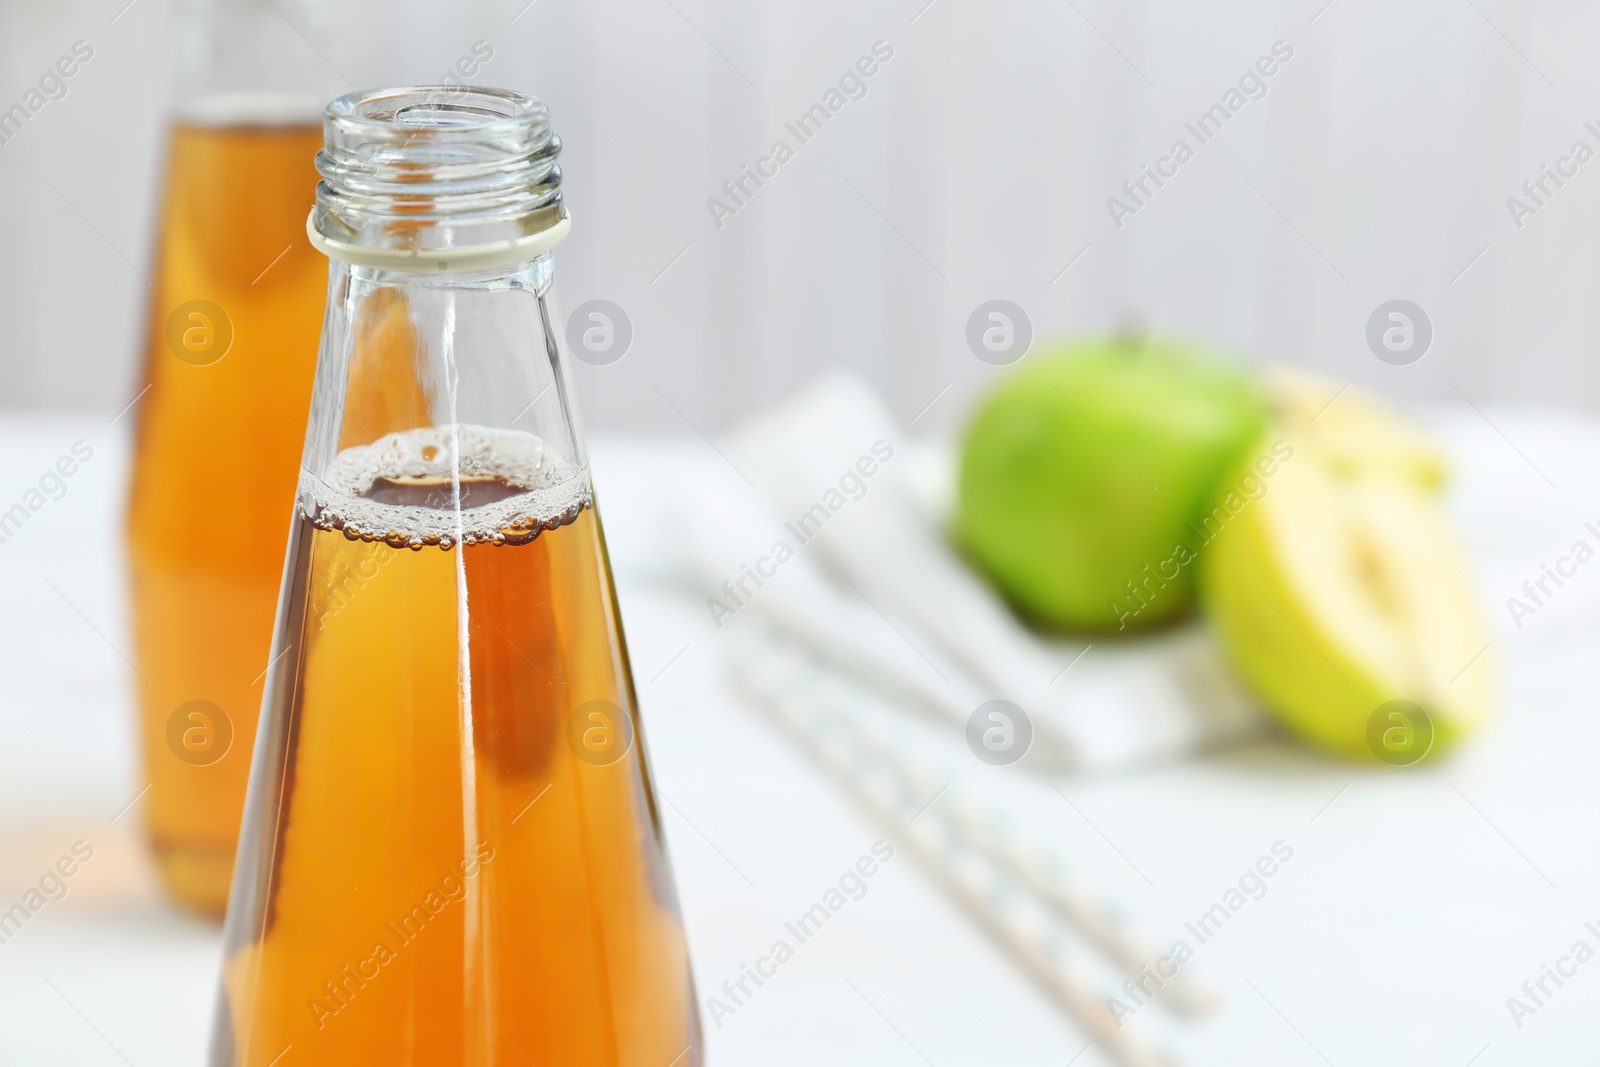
{"left": 1, "top": 0, "right": 1596, "bottom": 434}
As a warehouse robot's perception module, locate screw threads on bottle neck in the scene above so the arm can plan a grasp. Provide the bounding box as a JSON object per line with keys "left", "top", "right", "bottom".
{"left": 311, "top": 86, "right": 563, "bottom": 263}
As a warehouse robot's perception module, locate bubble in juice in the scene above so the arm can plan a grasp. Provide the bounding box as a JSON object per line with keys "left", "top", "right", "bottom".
{"left": 126, "top": 106, "right": 327, "bottom": 916}
{"left": 211, "top": 425, "right": 701, "bottom": 1066}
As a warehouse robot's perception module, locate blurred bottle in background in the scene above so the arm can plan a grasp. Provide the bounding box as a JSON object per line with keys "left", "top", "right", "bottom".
{"left": 125, "top": 0, "right": 341, "bottom": 916}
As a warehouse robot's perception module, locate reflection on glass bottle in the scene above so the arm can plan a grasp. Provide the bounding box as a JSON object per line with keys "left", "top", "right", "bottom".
{"left": 126, "top": 0, "right": 340, "bottom": 916}
{"left": 210, "top": 87, "right": 701, "bottom": 1065}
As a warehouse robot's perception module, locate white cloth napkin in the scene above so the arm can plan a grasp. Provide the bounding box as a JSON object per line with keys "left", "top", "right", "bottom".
{"left": 720, "top": 377, "right": 1267, "bottom": 777}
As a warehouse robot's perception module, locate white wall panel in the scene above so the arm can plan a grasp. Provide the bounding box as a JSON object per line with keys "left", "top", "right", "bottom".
{"left": 0, "top": 0, "right": 1594, "bottom": 434}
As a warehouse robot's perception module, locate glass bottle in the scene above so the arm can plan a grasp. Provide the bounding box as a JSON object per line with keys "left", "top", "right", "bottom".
{"left": 209, "top": 87, "right": 702, "bottom": 1066}
{"left": 125, "top": 0, "right": 341, "bottom": 916}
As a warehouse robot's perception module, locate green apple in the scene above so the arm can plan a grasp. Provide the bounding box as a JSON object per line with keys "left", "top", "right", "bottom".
{"left": 956, "top": 335, "right": 1268, "bottom": 631}
{"left": 1199, "top": 429, "right": 1492, "bottom": 762}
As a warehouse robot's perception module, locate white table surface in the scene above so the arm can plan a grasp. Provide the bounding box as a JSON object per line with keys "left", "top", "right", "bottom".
{"left": 2, "top": 411, "right": 1598, "bottom": 1066}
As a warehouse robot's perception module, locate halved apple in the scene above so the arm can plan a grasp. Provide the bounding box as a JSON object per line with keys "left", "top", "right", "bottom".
{"left": 1200, "top": 431, "right": 1492, "bottom": 762}
{"left": 1264, "top": 367, "right": 1449, "bottom": 490}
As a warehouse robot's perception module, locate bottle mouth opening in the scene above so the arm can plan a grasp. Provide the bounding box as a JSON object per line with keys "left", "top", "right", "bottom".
{"left": 313, "top": 85, "right": 563, "bottom": 262}
{"left": 328, "top": 86, "right": 547, "bottom": 138}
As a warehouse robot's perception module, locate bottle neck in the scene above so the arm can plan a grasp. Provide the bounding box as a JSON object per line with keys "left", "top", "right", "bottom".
{"left": 299, "top": 253, "right": 586, "bottom": 523}
{"left": 297, "top": 85, "right": 580, "bottom": 512}
{"left": 172, "top": 0, "right": 342, "bottom": 125}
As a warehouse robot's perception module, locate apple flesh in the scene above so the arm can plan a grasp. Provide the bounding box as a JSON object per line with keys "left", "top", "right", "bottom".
{"left": 1264, "top": 366, "right": 1449, "bottom": 489}
{"left": 1199, "top": 429, "right": 1493, "bottom": 761}
{"left": 956, "top": 336, "right": 1267, "bottom": 631}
